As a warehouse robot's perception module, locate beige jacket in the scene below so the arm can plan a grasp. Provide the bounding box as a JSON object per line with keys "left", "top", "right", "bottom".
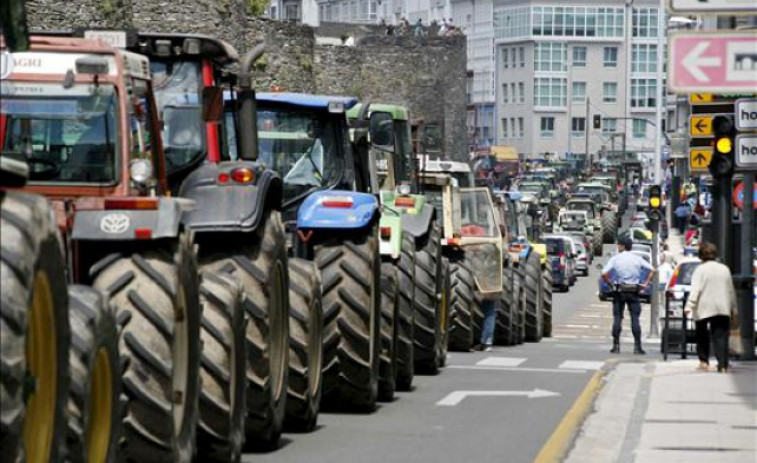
{"left": 684, "top": 261, "right": 736, "bottom": 321}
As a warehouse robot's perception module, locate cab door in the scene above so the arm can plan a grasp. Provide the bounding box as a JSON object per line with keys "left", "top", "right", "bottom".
{"left": 459, "top": 187, "right": 502, "bottom": 298}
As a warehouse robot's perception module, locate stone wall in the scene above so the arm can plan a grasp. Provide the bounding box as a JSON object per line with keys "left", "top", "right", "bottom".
{"left": 25, "top": 1, "right": 467, "bottom": 160}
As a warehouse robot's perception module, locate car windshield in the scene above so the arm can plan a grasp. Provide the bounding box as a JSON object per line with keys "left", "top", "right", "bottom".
{"left": 255, "top": 107, "right": 342, "bottom": 200}
{"left": 151, "top": 61, "right": 204, "bottom": 172}
{"left": 460, "top": 190, "right": 497, "bottom": 237}
{"left": 675, "top": 262, "right": 700, "bottom": 286}
{"left": 519, "top": 184, "right": 543, "bottom": 193}
{"left": 546, "top": 238, "right": 563, "bottom": 254}
{"left": 1, "top": 82, "right": 119, "bottom": 183}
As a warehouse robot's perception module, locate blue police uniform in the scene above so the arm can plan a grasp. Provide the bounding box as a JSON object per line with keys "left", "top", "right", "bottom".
{"left": 602, "top": 250, "right": 653, "bottom": 350}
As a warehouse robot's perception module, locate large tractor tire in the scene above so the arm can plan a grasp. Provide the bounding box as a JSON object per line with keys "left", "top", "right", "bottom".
{"left": 394, "top": 233, "right": 415, "bottom": 391}
{"left": 437, "top": 258, "right": 451, "bottom": 369}
{"left": 285, "top": 258, "right": 323, "bottom": 432}
{"left": 412, "top": 221, "right": 444, "bottom": 374}
{"left": 197, "top": 211, "right": 289, "bottom": 450}
{"left": 494, "top": 266, "right": 515, "bottom": 346}
{"left": 601, "top": 211, "right": 618, "bottom": 244}
{"left": 316, "top": 230, "right": 381, "bottom": 411}
{"left": 195, "top": 272, "right": 246, "bottom": 462}
{"left": 0, "top": 192, "right": 69, "bottom": 463}
{"left": 524, "top": 251, "right": 543, "bottom": 342}
{"left": 447, "top": 261, "right": 475, "bottom": 352}
{"left": 592, "top": 229, "right": 603, "bottom": 257}
{"left": 513, "top": 266, "right": 527, "bottom": 345}
{"left": 542, "top": 268, "right": 553, "bottom": 338}
{"left": 378, "top": 262, "right": 399, "bottom": 402}
{"left": 91, "top": 236, "right": 201, "bottom": 462}
{"left": 471, "top": 292, "right": 485, "bottom": 346}
{"left": 66, "top": 285, "right": 120, "bottom": 463}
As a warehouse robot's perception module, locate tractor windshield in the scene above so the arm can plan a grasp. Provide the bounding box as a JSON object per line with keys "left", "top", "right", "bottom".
{"left": 568, "top": 202, "right": 595, "bottom": 218}
{"left": 460, "top": 190, "right": 497, "bottom": 237}
{"left": 151, "top": 60, "right": 204, "bottom": 172}
{"left": 1, "top": 82, "right": 119, "bottom": 183}
{"left": 256, "top": 108, "right": 341, "bottom": 200}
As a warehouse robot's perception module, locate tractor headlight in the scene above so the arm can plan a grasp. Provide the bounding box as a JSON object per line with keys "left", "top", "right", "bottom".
{"left": 130, "top": 159, "right": 153, "bottom": 186}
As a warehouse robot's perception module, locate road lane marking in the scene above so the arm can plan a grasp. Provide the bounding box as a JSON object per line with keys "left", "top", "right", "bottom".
{"left": 559, "top": 360, "right": 605, "bottom": 371}
{"left": 476, "top": 357, "right": 526, "bottom": 367}
{"left": 447, "top": 365, "right": 587, "bottom": 374}
{"left": 436, "top": 389, "right": 561, "bottom": 406}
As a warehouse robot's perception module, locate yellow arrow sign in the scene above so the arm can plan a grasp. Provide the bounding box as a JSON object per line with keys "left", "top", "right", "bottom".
{"left": 689, "top": 94, "right": 713, "bottom": 104}
{"left": 690, "top": 115, "right": 713, "bottom": 137}
{"left": 689, "top": 148, "right": 713, "bottom": 170}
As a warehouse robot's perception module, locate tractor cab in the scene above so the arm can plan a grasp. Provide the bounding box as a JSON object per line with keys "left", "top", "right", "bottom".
{"left": 459, "top": 187, "right": 503, "bottom": 298}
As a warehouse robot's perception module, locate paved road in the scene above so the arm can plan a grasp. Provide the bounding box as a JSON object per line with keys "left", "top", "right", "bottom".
{"left": 245, "top": 237, "right": 655, "bottom": 462}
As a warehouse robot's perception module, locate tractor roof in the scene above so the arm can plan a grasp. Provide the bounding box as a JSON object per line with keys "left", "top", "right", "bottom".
{"left": 419, "top": 157, "right": 471, "bottom": 173}
{"left": 347, "top": 103, "right": 409, "bottom": 121}
{"left": 256, "top": 92, "right": 358, "bottom": 110}
{"left": 130, "top": 32, "right": 238, "bottom": 65}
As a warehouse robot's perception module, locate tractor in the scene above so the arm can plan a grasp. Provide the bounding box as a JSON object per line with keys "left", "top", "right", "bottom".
{"left": 1, "top": 35, "right": 197, "bottom": 462}
{"left": 562, "top": 199, "right": 604, "bottom": 257}
{"left": 574, "top": 182, "right": 618, "bottom": 243}
{"left": 226, "top": 92, "right": 382, "bottom": 413}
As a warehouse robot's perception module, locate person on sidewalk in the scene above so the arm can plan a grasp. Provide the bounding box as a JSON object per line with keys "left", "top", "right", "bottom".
{"left": 602, "top": 237, "right": 656, "bottom": 354}
{"left": 684, "top": 243, "right": 736, "bottom": 373}
{"left": 675, "top": 203, "right": 688, "bottom": 234}
{"left": 658, "top": 252, "right": 674, "bottom": 290}
{"left": 474, "top": 299, "right": 497, "bottom": 352}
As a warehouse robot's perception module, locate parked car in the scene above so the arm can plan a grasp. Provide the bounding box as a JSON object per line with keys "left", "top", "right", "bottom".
{"left": 574, "top": 242, "right": 589, "bottom": 276}
{"left": 598, "top": 251, "right": 653, "bottom": 303}
{"left": 631, "top": 243, "right": 652, "bottom": 256}
{"left": 546, "top": 236, "right": 571, "bottom": 292}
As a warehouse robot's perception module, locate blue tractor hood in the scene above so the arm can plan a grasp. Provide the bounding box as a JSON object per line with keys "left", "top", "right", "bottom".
{"left": 256, "top": 92, "right": 358, "bottom": 110}
{"left": 297, "top": 190, "right": 378, "bottom": 230}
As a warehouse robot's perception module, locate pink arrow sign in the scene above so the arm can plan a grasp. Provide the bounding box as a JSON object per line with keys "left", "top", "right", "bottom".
{"left": 669, "top": 32, "right": 757, "bottom": 93}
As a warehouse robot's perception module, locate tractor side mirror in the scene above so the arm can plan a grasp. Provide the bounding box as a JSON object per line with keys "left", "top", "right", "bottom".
{"left": 201, "top": 86, "right": 224, "bottom": 122}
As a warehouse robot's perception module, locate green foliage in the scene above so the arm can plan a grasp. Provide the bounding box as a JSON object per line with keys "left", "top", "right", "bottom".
{"left": 246, "top": 0, "right": 267, "bottom": 16}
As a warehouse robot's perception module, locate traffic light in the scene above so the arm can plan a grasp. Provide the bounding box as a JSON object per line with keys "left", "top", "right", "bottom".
{"left": 648, "top": 184, "right": 662, "bottom": 211}
{"left": 593, "top": 114, "right": 601, "bottom": 130}
{"left": 708, "top": 115, "right": 735, "bottom": 177}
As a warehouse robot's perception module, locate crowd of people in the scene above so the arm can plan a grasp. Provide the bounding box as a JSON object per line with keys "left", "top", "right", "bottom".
{"left": 382, "top": 17, "right": 463, "bottom": 37}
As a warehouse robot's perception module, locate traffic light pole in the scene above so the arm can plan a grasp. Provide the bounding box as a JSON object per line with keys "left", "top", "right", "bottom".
{"left": 737, "top": 172, "right": 755, "bottom": 360}
{"left": 714, "top": 175, "right": 733, "bottom": 270}
{"left": 650, "top": 217, "right": 660, "bottom": 337}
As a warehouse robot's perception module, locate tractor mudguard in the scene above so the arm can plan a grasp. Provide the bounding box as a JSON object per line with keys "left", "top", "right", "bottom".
{"left": 378, "top": 214, "right": 402, "bottom": 259}
{"left": 71, "top": 197, "right": 185, "bottom": 241}
{"left": 399, "top": 203, "right": 434, "bottom": 238}
{"left": 297, "top": 190, "right": 378, "bottom": 230}
{"left": 177, "top": 162, "right": 282, "bottom": 233}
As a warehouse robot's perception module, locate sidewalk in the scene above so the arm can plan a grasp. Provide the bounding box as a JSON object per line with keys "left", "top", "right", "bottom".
{"left": 565, "top": 359, "right": 757, "bottom": 463}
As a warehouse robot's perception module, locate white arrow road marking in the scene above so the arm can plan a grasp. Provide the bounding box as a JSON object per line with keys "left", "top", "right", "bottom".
{"left": 683, "top": 42, "right": 722, "bottom": 82}
{"left": 436, "top": 389, "right": 561, "bottom": 406}
{"left": 476, "top": 357, "right": 526, "bottom": 367}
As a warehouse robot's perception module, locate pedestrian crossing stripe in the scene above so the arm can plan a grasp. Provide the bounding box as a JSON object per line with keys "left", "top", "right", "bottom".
{"left": 558, "top": 360, "right": 605, "bottom": 371}
{"left": 476, "top": 357, "right": 526, "bottom": 367}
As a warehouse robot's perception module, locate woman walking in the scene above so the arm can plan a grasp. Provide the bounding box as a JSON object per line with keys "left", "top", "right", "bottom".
{"left": 684, "top": 243, "right": 737, "bottom": 373}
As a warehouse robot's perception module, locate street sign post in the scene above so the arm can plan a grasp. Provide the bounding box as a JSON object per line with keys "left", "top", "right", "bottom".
{"left": 668, "top": 0, "right": 756, "bottom": 14}
{"left": 668, "top": 32, "right": 757, "bottom": 94}
{"left": 735, "top": 99, "right": 757, "bottom": 131}
{"left": 689, "top": 148, "right": 713, "bottom": 172}
{"left": 736, "top": 135, "right": 757, "bottom": 169}
{"left": 690, "top": 115, "right": 714, "bottom": 137}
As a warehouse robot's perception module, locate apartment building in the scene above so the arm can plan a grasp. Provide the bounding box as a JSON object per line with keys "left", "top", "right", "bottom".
{"left": 494, "top": 0, "right": 665, "bottom": 160}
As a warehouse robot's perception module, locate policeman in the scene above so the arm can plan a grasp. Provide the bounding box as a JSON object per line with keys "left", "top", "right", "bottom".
{"left": 601, "top": 236, "right": 655, "bottom": 354}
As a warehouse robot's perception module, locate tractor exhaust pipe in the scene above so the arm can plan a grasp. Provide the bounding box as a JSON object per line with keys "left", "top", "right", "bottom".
{"left": 237, "top": 43, "right": 265, "bottom": 161}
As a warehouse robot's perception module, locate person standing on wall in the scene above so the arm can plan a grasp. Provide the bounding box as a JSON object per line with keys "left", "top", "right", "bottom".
{"left": 684, "top": 243, "right": 736, "bottom": 373}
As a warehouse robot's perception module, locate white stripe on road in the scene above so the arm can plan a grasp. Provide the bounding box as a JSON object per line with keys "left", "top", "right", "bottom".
{"left": 447, "top": 365, "right": 587, "bottom": 374}
{"left": 476, "top": 357, "right": 526, "bottom": 367}
{"left": 558, "top": 360, "right": 605, "bottom": 371}
{"left": 436, "top": 389, "right": 561, "bottom": 406}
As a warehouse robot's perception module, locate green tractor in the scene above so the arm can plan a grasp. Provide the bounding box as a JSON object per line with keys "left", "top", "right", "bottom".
{"left": 563, "top": 199, "right": 604, "bottom": 257}
{"left": 574, "top": 182, "right": 618, "bottom": 243}
{"left": 347, "top": 104, "right": 447, "bottom": 399}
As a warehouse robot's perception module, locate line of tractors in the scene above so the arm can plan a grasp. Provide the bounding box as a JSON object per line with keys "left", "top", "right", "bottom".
{"left": 0, "top": 30, "right": 552, "bottom": 463}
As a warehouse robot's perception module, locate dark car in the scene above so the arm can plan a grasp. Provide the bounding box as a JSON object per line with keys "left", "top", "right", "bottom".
{"left": 546, "top": 236, "right": 571, "bottom": 292}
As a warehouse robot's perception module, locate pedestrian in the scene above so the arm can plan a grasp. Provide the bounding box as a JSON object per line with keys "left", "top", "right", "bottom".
{"left": 657, "top": 252, "right": 674, "bottom": 291}
{"left": 684, "top": 243, "right": 736, "bottom": 373}
{"left": 475, "top": 299, "right": 496, "bottom": 352}
{"left": 675, "top": 203, "right": 687, "bottom": 234}
{"left": 601, "top": 236, "right": 656, "bottom": 354}
{"left": 438, "top": 18, "right": 448, "bottom": 36}
{"left": 414, "top": 18, "right": 424, "bottom": 37}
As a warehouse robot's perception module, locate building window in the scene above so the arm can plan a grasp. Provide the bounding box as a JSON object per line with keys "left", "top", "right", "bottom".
{"left": 534, "top": 42, "right": 567, "bottom": 72}
{"left": 534, "top": 77, "right": 567, "bottom": 107}
{"left": 511, "top": 48, "right": 517, "bottom": 67}
{"left": 503, "top": 48, "right": 509, "bottom": 68}
{"left": 602, "top": 82, "right": 617, "bottom": 103}
{"left": 519, "top": 47, "right": 525, "bottom": 67}
{"left": 572, "top": 81, "right": 586, "bottom": 102}
{"left": 602, "top": 118, "right": 617, "bottom": 135}
{"left": 571, "top": 117, "right": 586, "bottom": 137}
{"left": 494, "top": 6, "right": 530, "bottom": 39}
{"left": 632, "top": 44, "right": 658, "bottom": 73}
{"left": 510, "top": 83, "right": 517, "bottom": 103}
{"left": 632, "top": 7, "right": 659, "bottom": 38}
{"left": 518, "top": 82, "right": 525, "bottom": 103}
{"left": 540, "top": 117, "right": 555, "bottom": 137}
{"left": 502, "top": 84, "right": 509, "bottom": 103}
{"left": 529, "top": 6, "right": 624, "bottom": 38}
{"left": 572, "top": 46, "right": 587, "bottom": 67}
{"left": 518, "top": 117, "right": 524, "bottom": 138}
{"left": 502, "top": 118, "right": 509, "bottom": 138}
{"left": 603, "top": 47, "right": 618, "bottom": 67}
{"left": 631, "top": 78, "right": 657, "bottom": 108}
{"left": 633, "top": 119, "right": 647, "bottom": 138}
